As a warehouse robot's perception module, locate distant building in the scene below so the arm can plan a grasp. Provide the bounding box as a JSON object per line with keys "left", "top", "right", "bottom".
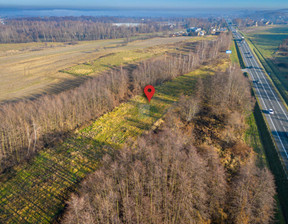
{"left": 186, "top": 27, "right": 201, "bottom": 33}
{"left": 198, "top": 31, "right": 205, "bottom": 36}
{"left": 112, "top": 23, "right": 140, "bottom": 27}
{"left": 170, "top": 30, "right": 188, "bottom": 37}
{"left": 186, "top": 27, "right": 203, "bottom": 36}
{"left": 159, "top": 22, "right": 176, "bottom": 28}
{"left": 211, "top": 28, "right": 216, "bottom": 35}
{"left": 211, "top": 27, "right": 227, "bottom": 35}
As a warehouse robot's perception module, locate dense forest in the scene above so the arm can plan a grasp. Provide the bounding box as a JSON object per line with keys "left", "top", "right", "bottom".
{"left": 0, "top": 16, "right": 222, "bottom": 43}
{"left": 0, "top": 19, "right": 165, "bottom": 43}
{"left": 63, "top": 65, "right": 276, "bottom": 224}
{"left": 0, "top": 33, "right": 231, "bottom": 172}
{"left": 0, "top": 16, "right": 180, "bottom": 43}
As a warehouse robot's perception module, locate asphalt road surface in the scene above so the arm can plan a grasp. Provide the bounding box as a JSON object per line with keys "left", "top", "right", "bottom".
{"left": 230, "top": 24, "right": 288, "bottom": 172}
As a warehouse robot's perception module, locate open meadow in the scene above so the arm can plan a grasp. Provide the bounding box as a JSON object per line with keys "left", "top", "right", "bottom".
{"left": 244, "top": 26, "right": 288, "bottom": 58}
{"left": 0, "top": 35, "right": 195, "bottom": 103}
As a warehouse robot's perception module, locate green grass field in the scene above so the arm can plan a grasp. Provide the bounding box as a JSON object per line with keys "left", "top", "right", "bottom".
{"left": 0, "top": 59, "right": 228, "bottom": 223}
{"left": 245, "top": 113, "right": 266, "bottom": 167}
{"left": 243, "top": 26, "right": 288, "bottom": 105}
{"left": 245, "top": 26, "right": 288, "bottom": 58}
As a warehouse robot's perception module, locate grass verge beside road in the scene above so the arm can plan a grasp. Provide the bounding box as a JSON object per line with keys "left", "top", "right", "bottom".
{"left": 230, "top": 40, "right": 240, "bottom": 65}
{"left": 234, "top": 39, "right": 246, "bottom": 69}
{"left": 253, "top": 102, "right": 288, "bottom": 223}
{"left": 245, "top": 109, "right": 285, "bottom": 223}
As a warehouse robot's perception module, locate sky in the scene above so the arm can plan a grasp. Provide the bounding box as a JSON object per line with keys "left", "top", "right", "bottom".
{"left": 0, "top": 0, "right": 287, "bottom": 9}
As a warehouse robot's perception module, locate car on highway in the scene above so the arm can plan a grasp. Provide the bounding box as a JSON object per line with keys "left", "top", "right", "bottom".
{"left": 268, "top": 109, "right": 274, "bottom": 114}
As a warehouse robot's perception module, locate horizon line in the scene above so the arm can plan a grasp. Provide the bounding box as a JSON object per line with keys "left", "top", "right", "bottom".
{"left": 0, "top": 5, "right": 287, "bottom": 11}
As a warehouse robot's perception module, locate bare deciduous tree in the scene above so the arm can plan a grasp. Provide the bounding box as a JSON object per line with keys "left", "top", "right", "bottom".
{"left": 0, "top": 34, "right": 230, "bottom": 172}
{"left": 228, "top": 158, "right": 276, "bottom": 224}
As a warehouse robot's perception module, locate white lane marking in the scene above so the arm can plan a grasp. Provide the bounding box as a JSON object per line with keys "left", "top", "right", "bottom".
{"left": 236, "top": 36, "right": 288, "bottom": 159}
{"left": 241, "top": 40, "right": 288, "bottom": 158}
{"left": 244, "top": 42, "right": 288, "bottom": 132}
{"left": 234, "top": 31, "right": 288, "bottom": 133}
{"left": 248, "top": 44, "right": 288, "bottom": 121}
{"left": 242, "top": 42, "right": 286, "bottom": 127}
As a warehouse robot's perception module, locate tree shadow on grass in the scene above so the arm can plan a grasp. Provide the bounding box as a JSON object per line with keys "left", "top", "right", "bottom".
{"left": 0, "top": 135, "right": 119, "bottom": 224}
{"left": 125, "top": 117, "right": 152, "bottom": 131}
{"left": 157, "top": 76, "right": 198, "bottom": 97}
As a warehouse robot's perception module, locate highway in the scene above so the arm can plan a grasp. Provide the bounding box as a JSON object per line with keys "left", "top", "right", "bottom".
{"left": 229, "top": 24, "right": 288, "bottom": 172}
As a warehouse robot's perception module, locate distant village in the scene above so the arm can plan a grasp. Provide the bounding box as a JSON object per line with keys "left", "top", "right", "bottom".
{"left": 170, "top": 26, "right": 227, "bottom": 37}
{"left": 232, "top": 18, "right": 277, "bottom": 28}
{"left": 0, "top": 18, "right": 5, "bottom": 25}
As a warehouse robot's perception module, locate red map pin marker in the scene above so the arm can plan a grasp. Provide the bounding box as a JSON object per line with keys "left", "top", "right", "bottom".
{"left": 144, "top": 85, "right": 155, "bottom": 102}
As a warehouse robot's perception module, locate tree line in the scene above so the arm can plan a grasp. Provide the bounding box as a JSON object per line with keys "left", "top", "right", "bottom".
{"left": 0, "top": 33, "right": 231, "bottom": 172}
{"left": 0, "top": 17, "right": 181, "bottom": 43}
{"left": 63, "top": 65, "right": 275, "bottom": 224}
{"left": 279, "top": 37, "right": 288, "bottom": 55}
{"left": 0, "top": 16, "right": 225, "bottom": 43}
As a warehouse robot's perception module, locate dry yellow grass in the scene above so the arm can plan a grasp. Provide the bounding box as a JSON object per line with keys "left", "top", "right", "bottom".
{"left": 0, "top": 36, "right": 193, "bottom": 102}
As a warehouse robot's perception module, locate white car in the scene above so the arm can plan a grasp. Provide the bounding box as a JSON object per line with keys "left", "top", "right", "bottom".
{"left": 268, "top": 109, "right": 274, "bottom": 114}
